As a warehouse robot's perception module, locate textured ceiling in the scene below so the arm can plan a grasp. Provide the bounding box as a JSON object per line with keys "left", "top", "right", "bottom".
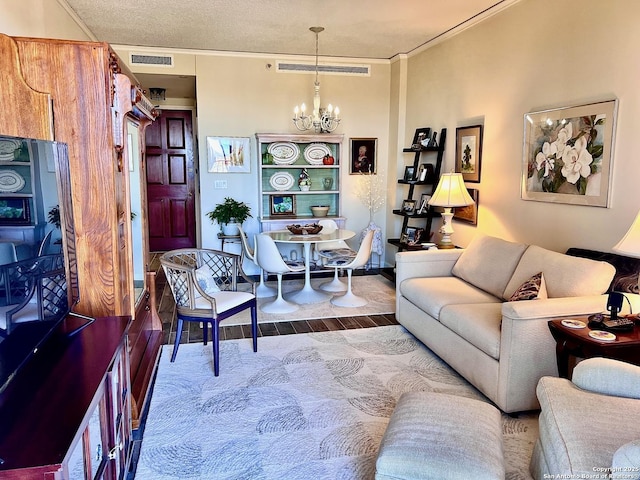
{"left": 63, "top": 0, "right": 516, "bottom": 60}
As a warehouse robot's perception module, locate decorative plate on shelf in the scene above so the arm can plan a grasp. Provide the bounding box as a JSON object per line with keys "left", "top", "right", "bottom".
{"left": 303, "top": 143, "right": 332, "bottom": 165}
{"left": 267, "top": 142, "right": 299, "bottom": 164}
{"left": 0, "top": 139, "right": 22, "bottom": 161}
{"left": 269, "top": 171, "right": 295, "bottom": 191}
{"left": 0, "top": 170, "right": 25, "bottom": 193}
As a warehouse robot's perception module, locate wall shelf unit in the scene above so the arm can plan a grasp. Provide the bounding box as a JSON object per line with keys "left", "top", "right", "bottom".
{"left": 388, "top": 127, "right": 446, "bottom": 252}
{"left": 256, "top": 133, "right": 345, "bottom": 232}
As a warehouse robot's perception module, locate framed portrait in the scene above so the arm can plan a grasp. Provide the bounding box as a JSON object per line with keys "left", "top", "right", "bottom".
{"left": 453, "top": 189, "right": 479, "bottom": 225}
{"left": 401, "top": 199, "right": 416, "bottom": 215}
{"left": 270, "top": 194, "right": 296, "bottom": 216}
{"left": 403, "top": 166, "right": 416, "bottom": 182}
{"left": 207, "top": 136, "right": 251, "bottom": 173}
{"left": 350, "top": 138, "right": 377, "bottom": 174}
{"left": 411, "top": 127, "right": 431, "bottom": 149}
{"left": 417, "top": 194, "right": 431, "bottom": 214}
{"left": 455, "top": 125, "right": 483, "bottom": 183}
{"left": 401, "top": 226, "right": 425, "bottom": 246}
{"left": 522, "top": 100, "right": 617, "bottom": 207}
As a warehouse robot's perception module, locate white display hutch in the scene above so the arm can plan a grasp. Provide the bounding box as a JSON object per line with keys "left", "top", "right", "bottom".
{"left": 256, "top": 133, "right": 345, "bottom": 232}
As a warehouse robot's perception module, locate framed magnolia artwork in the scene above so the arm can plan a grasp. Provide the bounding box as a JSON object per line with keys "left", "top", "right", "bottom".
{"left": 521, "top": 100, "right": 617, "bottom": 207}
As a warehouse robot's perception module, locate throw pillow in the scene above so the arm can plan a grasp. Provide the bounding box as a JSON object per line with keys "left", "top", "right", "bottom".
{"left": 508, "top": 272, "right": 548, "bottom": 301}
{"left": 195, "top": 265, "right": 220, "bottom": 295}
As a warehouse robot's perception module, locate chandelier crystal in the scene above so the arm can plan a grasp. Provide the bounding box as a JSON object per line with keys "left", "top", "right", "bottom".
{"left": 293, "top": 27, "right": 341, "bottom": 133}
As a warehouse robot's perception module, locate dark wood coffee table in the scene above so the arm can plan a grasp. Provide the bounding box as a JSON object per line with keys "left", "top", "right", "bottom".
{"left": 548, "top": 317, "right": 640, "bottom": 378}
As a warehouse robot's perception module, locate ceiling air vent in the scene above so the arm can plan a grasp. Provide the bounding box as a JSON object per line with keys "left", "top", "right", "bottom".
{"left": 129, "top": 53, "right": 174, "bottom": 67}
{"left": 276, "top": 61, "right": 370, "bottom": 76}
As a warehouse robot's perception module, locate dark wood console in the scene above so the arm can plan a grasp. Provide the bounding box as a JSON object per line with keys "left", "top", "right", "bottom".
{"left": 0, "top": 316, "right": 131, "bottom": 480}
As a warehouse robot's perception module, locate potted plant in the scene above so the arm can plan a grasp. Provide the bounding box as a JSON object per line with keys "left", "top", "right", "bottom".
{"left": 206, "top": 197, "right": 252, "bottom": 235}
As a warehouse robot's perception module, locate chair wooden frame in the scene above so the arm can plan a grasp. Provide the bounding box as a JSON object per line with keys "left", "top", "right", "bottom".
{"left": 160, "top": 248, "right": 257, "bottom": 376}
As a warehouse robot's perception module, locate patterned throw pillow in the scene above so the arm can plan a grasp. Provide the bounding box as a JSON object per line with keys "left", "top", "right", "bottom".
{"left": 195, "top": 265, "right": 220, "bottom": 295}
{"left": 509, "top": 272, "right": 547, "bottom": 301}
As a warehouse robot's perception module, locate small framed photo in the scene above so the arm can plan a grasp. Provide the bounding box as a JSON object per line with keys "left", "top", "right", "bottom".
{"left": 401, "top": 199, "right": 416, "bottom": 215}
{"left": 350, "top": 138, "right": 377, "bottom": 174}
{"left": 401, "top": 226, "right": 425, "bottom": 245}
{"left": 453, "top": 188, "right": 479, "bottom": 225}
{"left": 411, "top": 127, "right": 431, "bottom": 149}
{"left": 417, "top": 194, "right": 431, "bottom": 214}
{"left": 455, "top": 125, "right": 483, "bottom": 183}
{"left": 403, "top": 166, "right": 416, "bottom": 182}
{"left": 417, "top": 163, "right": 434, "bottom": 183}
{"left": 207, "top": 136, "right": 251, "bottom": 173}
{"left": 270, "top": 194, "right": 296, "bottom": 216}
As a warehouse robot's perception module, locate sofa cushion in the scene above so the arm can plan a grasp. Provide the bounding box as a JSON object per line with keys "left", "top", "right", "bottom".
{"left": 503, "top": 245, "right": 616, "bottom": 300}
{"left": 612, "top": 440, "right": 640, "bottom": 479}
{"left": 439, "top": 303, "right": 503, "bottom": 360}
{"left": 400, "top": 277, "right": 500, "bottom": 320}
{"left": 452, "top": 234, "right": 527, "bottom": 298}
{"left": 508, "top": 272, "right": 548, "bottom": 301}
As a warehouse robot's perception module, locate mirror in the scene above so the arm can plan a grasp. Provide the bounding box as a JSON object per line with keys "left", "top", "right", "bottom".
{"left": 127, "top": 119, "right": 145, "bottom": 304}
{"left": 0, "top": 134, "right": 78, "bottom": 392}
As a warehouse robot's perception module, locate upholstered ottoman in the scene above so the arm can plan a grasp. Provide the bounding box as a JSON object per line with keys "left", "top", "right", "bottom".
{"left": 375, "top": 392, "right": 505, "bottom": 480}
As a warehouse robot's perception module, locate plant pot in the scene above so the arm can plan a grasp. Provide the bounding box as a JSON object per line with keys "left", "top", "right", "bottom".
{"left": 222, "top": 222, "right": 240, "bottom": 236}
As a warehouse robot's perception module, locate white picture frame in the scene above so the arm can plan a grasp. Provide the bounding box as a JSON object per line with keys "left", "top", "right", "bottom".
{"left": 207, "top": 136, "right": 251, "bottom": 173}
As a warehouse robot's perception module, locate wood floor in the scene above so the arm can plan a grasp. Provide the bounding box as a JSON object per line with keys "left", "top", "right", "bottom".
{"left": 149, "top": 253, "right": 398, "bottom": 347}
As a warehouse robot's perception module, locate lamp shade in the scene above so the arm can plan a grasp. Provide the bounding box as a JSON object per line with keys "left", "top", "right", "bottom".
{"left": 613, "top": 209, "right": 640, "bottom": 258}
{"left": 428, "top": 172, "right": 474, "bottom": 208}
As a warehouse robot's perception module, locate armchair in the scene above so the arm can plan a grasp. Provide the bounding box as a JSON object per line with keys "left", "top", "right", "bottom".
{"left": 531, "top": 357, "right": 640, "bottom": 479}
{"left": 160, "top": 248, "right": 257, "bottom": 376}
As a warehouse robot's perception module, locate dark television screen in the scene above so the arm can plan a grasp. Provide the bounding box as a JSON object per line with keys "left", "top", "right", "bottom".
{"left": 0, "top": 134, "right": 79, "bottom": 394}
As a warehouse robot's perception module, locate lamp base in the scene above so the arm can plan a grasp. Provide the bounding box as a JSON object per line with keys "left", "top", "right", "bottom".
{"left": 437, "top": 209, "right": 456, "bottom": 249}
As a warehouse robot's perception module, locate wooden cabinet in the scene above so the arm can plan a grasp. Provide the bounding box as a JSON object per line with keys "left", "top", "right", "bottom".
{"left": 256, "top": 133, "right": 344, "bottom": 232}
{"left": 0, "top": 34, "right": 162, "bottom": 430}
{"left": 388, "top": 128, "right": 446, "bottom": 252}
{"left": 0, "top": 316, "right": 131, "bottom": 480}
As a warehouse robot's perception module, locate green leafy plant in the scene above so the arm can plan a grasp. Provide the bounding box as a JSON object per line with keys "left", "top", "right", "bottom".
{"left": 206, "top": 197, "right": 252, "bottom": 226}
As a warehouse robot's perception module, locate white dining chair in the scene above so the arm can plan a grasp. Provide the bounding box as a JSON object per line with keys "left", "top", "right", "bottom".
{"left": 326, "top": 230, "right": 374, "bottom": 307}
{"left": 0, "top": 243, "right": 17, "bottom": 265}
{"left": 238, "top": 226, "right": 277, "bottom": 298}
{"left": 316, "top": 219, "right": 356, "bottom": 292}
{"left": 255, "top": 234, "right": 304, "bottom": 314}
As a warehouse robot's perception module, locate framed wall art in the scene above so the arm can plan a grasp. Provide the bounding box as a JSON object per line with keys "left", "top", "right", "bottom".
{"left": 270, "top": 194, "right": 296, "bottom": 216}
{"left": 522, "top": 100, "right": 617, "bottom": 207}
{"left": 455, "top": 125, "right": 483, "bottom": 183}
{"left": 453, "top": 188, "right": 479, "bottom": 225}
{"left": 207, "top": 136, "right": 251, "bottom": 173}
{"left": 350, "top": 138, "right": 377, "bottom": 174}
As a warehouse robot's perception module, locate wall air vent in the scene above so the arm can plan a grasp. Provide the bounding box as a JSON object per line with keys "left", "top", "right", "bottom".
{"left": 276, "top": 61, "right": 370, "bottom": 77}
{"left": 129, "top": 53, "right": 174, "bottom": 67}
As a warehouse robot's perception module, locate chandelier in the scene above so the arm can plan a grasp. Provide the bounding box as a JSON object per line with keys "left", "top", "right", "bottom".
{"left": 293, "top": 27, "right": 341, "bottom": 133}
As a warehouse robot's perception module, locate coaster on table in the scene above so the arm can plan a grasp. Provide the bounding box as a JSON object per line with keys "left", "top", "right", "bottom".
{"left": 589, "top": 330, "right": 616, "bottom": 341}
{"left": 561, "top": 319, "right": 586, "bottom": 329}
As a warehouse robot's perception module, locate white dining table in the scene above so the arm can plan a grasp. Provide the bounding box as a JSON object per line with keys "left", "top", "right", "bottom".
{"left": 265, "top": 228, "right": 355, "bottom": 304}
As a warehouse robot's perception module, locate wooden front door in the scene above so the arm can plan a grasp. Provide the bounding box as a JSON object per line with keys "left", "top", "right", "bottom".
{"left": 145, "top": 110, "right": 196, "bottom": 251}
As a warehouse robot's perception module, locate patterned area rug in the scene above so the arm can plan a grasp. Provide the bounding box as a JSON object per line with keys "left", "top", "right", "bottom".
{"left": 229, "top": 274, "right": 396, "bottom": 324}
{"left": 135, "top": 325, "right": 537, "bottom": 480}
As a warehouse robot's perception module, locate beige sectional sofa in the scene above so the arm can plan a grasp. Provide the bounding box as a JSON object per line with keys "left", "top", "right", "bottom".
{"left": 395, "top": 234, "right": 616, "bottom": 413}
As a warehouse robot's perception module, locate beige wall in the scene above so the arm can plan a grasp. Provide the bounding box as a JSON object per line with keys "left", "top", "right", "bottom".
{"left": 5, "top": 0, "right": 639, "bottom": 266}
{"left": 1, "top": 0, "right": 90, "bottom": 40}
{"left": 193, "top": 54, "right": 391, "bottom": 255}
{"left": 404, "top": 0, "right": 640, "bottom": 255}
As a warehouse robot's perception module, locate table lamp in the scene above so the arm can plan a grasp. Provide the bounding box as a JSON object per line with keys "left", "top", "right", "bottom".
{"left": 613, "top": 208, "right": 640, "bottom": 293}
{"left": 428, "top": 172, "right": 475, "bottom": 249}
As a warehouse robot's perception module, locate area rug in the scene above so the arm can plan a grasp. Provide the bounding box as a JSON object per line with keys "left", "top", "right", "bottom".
{"left": 228, "top": 274, "right": 396, "bottom": 325}
{"left": 135, "top": 325, "right": 537, "bottom": 479}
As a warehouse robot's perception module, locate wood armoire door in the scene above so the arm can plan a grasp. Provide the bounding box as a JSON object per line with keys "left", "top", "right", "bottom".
{"left": 145, "top": 110, "right": 196, "bottom": 251}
